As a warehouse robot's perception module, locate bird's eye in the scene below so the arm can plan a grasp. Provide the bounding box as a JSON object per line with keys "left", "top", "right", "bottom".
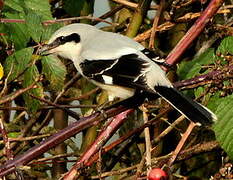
{"left": 57, "top": 36, "right": 66, "bottom": 44}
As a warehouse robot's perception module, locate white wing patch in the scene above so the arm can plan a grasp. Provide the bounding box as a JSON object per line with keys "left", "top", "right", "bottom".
{"left": 133, "top": 62, "right": 150, "bottom": 82}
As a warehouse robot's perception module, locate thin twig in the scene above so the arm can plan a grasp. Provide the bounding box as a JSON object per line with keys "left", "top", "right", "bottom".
{"left": 167, "top": 121, "right": 197, "bottom": 166}
{"left": 0, "top": 82, "right": 38, "bottom": 105}
{"left": 33, "top": 74, "right": 81, "bottom": 135}
{"left": 42, "top": 16, "right": 115, "bottom": 26}
{"left": 0, "top": 134, "right": 52, "bottom": 144}
{"left": 141, "top": 105, "right": 151, "bottom": 175}
{"left": 149, "top": 0, "right": 165, "bottom": 49}
{"left": 29, "top": 153, "right": 75, "bottom": 164}
{"left": 151, "top": 115, "right": 186, "bottom": 149}
{"left": 86, "top": 108, "right": 171, "bottom": 167}
{"left": 110, "top": 0, "right": 138, "bottom": 9}
{"left": 0, "top": 105, "right": 129, "bottom": 177}
{"left": 90, "top": 141, "right": 219, "bottom": 179}
{"left": 0, "top": 117, "right": 13, "bottom": 160}
{"left": 61, "top": 87, "right": 99, "bottom": 102}
{"left": 92, "top": 5, "right": 124, "bottom": 26}
{"left": 0, "top": 16, "right": 115, "bottom": 25}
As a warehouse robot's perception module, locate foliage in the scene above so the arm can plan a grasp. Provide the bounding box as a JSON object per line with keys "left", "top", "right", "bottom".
{"left": 0, "top": 0, "right": 232, "bottom": 179}
{"left": 177, "top": 36, "right": 233, "bottom": 164}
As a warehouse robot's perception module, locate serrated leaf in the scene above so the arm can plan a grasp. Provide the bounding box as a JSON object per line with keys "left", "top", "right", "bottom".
{"left": 4, "top": 48, "right": 33, "bottom": 81}
{"left": 22, "top": 65, "right": 43, "bottom": 113}
{"left": 24, "top": 0, "right": 52, "bottom": 20}
{"left": 40, "top": 24, "right": 62, "bottom": 42}
{"left": 41, "top": 56, "right": 67, "bottom": 91}
{"left": 4, "top": 13, "right": 29, "bottom": 50}
{"left": 216, "top": 36, "right": 233, "bottom": 55}
{"left": 177, "top": 48, "right": 216, "bottom": 80}
{"left": 213, "top": 94, "right": 233, "bottom": 159}
{"left": 25, "top": 10, "right": 44, "bottom": 42}
{"left": 4, "top": 0, "right": 23, "bottom": 12}
{"left": 4, "top": 0, "right": 52, "bottom": 20}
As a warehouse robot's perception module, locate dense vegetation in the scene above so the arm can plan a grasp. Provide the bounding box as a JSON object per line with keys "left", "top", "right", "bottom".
{"left": 0, "top": 0, "right": 232, "bottom": 179}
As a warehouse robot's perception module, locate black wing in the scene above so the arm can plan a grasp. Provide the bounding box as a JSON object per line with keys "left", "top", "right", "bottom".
{"left": 80, "top": 53, "right": 153, "bottom": 92}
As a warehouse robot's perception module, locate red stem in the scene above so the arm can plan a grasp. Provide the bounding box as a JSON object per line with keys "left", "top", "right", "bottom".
{"left": 0, "top": 106, "right": 128, "bottom": 177}
{"left": 62, "top": 109, "right": 134, "bottom": 180}
{"left": 165, "top": 0, "right": 224, "bottom": 69}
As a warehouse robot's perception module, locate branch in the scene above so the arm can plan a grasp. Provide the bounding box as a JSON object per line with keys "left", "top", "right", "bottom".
{"left": 62, "top": 109, "right": 134, "bottom": 180}
{"left": 164, "top": 0, "right": 224, "bottom": 68}
{"left": 149, "top": 0, "right": 165, "bottom": 49}
{"left": 110, "top": 0, "right": 138, "bottom": 9}
{"left": 0, "top": 83, "right": 38, "bottom": 105}
{"left": 134, "top": 1, "right": 225, "bottom": 42}
{"left": 86, "top": 108, "right": 171, "bottom": 167}
{"left": 0, "top": 16, "right": 114, "bottom": 26}
{"left": 126, "top": 0, "right": 152, "bottom": 38}
{"left": 167, "top": 121, "right": 197, "bottom": 166}
{"left": 173, "top": 65, "right": 233, "bottom": 89}
{"left": 91, "top": 141, "right": 220, "bottom": 179}
{"left": 0, "top": 106, "right": 129, "bottom": 177}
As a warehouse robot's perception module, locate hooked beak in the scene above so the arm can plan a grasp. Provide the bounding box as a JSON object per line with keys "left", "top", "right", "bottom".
{"left": 38, "top": 41, "right": 60, "bottom": 56}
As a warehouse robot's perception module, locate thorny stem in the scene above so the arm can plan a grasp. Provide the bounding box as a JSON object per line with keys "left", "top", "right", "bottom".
{"left": 164, "top": 0, "right": 224, "bottom": 69}
{"left": 86, "top": 108, "right": 171, "bottom": 166}
{"left": 0, "top": 106, "right": 129, "bottom": 177}
{"left": 62, "top": 109, "right": 134, "bottom": 180}
{"left": 173, "top": 65, "right": 233, "bottom": 89}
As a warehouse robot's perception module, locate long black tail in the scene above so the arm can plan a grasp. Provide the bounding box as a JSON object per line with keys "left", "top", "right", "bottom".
{"left": 154, "top": 86, "right": 217, "bottom": 125}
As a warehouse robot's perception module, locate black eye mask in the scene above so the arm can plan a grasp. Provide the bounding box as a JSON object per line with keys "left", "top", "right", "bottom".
{"left": 55, "top": 33, "right": 81, "bottom": 45}
{"left": 39, "top": 33, "right": 81, "bottom": 55}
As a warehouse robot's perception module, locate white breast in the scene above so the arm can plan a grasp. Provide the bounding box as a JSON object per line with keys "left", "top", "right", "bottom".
{"left": 91, "top": 80, "right": 135, "bottom": 101}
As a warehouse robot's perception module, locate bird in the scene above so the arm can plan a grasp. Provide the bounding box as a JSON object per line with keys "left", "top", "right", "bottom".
{"left": 39, "top": 23, "right": 217, "bottom": 125}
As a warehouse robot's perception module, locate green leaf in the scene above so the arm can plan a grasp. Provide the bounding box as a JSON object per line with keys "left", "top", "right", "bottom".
{"left": 41, "top": 56, "right": 67, "bottom": 91}
{"left": 8, "top": 132, "right": 21, "bottom": 138}
{"left": 213, "top": 94, "right": 233, "bottom": 159}
{"left": 177, "top": 48, "right": 216, "bottom": 80}
{"left": 4, "top": 13, "right": 29, "bottom": 50}
{"left": 217, "top": 36, "right": 233, "bottom": 55}
{"left": 25, "top": 10, "right": 44, "bottom": 42}
{"left": 63, "top": 0, "right": 85, "bottom": 16}
{"left": 24, "top": 0, "right": 52, "bottom": 20}
{"left": 4, "top": 0, "right": 24, "bottom": 12}
{"left": 40, "top": 24, "right": 62, "bottom": 42}
{"left": 4, "top": 0, "right": 52, "bottom": 20}
{"left": 22, "top": 65, "right": 43, "bottom": 113}
{"left": 4, "top": 48, "right": 33, "bottom": 81}
{"left": 194, "top": 87, "right": 204, "bottom": 98}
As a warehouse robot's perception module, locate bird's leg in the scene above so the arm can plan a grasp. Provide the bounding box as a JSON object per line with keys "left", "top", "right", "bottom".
{"left": 94, "top": 98, "right": 120, "bottom": 118}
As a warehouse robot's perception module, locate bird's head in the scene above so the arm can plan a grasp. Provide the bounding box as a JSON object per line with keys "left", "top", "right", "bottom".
{"left": 39, "top": 30, "right": 82, "bottom": 60}
{"left": 39, "top": 23, "right": 98, "bottom": 60}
